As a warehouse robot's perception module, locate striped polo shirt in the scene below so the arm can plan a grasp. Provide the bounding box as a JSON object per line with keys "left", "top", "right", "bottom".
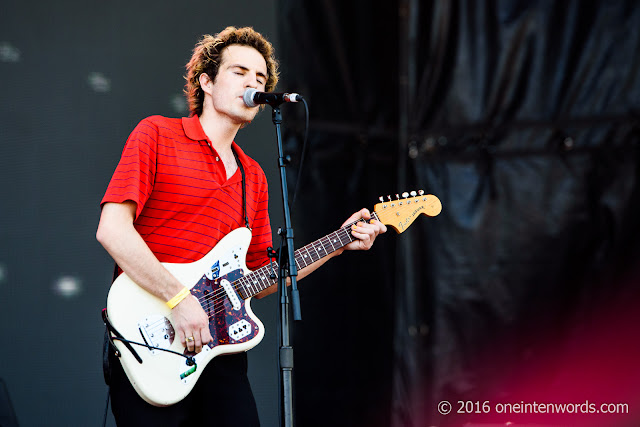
{"left": 101, "top": 115, "right": 272, "bottom": 270}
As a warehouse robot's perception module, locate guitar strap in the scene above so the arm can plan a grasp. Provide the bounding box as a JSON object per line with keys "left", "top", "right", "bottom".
{"left": 232, "top": 148, "right": 250, "bottom": 230}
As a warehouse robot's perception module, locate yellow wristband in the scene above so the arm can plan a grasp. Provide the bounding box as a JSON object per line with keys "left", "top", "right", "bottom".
{"left": 166, "top": 287, "right": 191, "bottom": 309}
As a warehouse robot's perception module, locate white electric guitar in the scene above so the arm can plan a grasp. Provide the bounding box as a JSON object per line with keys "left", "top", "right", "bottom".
{"left": 105, "top": 191, "right": 441, "bottom": 406}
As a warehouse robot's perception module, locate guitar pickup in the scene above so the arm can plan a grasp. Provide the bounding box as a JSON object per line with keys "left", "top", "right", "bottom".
{"left": 221, "top": 279, "right": 241, "bottom": 311}
{"left": 228, "top": 320, "right": 251, "bottom": 341}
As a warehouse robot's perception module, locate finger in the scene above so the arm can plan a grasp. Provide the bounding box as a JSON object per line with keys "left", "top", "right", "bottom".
{"left": 201, "top": 326, "right": 213, "bottom": 345}
{"left": 185, "top": 332, "right": 195, "bottom": 352}
{"left": 353, "top": 220, "right": 376, "bottom": 234}
{"left": 194, "top": 333, "right": 203, "bottom": 353}
{"left": 365, "top": 218, "right": 387, "bottom": 235}
{"left": 200, "top": 327, "right": 212, "bottom": 351}
{"left": 351, "top": 224, "right": 373, "bottom": 246}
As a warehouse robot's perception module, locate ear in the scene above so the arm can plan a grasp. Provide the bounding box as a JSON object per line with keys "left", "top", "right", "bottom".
{"left": 198, "top": 73, "right": 212, "bottom": 93}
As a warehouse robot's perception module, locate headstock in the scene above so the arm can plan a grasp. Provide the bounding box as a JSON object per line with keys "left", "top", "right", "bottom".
{"left": 373, "top": 190, "right": 441, "bottom": 234}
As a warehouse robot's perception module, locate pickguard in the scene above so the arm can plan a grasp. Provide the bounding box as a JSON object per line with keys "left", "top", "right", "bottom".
{"left": 190, "top": 268, "right": 259, "bottom": 348}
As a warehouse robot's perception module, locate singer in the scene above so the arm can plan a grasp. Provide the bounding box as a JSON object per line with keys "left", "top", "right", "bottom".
{"left": 96, "top": 26, "right": 386, "bottom": 426}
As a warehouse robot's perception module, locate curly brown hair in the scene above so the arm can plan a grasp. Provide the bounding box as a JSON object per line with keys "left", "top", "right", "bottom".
{"left": 184, "top": 27, "right": 279, "bottom": 116}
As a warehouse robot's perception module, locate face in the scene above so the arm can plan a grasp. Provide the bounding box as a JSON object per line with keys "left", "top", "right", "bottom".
{"left": 201, "top": 44, "right": 268, "bottom": 125}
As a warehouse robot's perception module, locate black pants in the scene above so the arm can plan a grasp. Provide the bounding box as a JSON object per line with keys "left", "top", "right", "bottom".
{"left": 107, "top": 350, "right": 260, "bottom": 426}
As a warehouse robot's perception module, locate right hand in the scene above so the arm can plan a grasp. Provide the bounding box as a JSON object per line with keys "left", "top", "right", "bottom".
{"left": 171, "top": 295, "right": 213, "bottom": 353}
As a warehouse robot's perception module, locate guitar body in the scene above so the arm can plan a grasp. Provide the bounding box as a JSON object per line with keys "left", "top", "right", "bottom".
{"left": 106, "top": 227, "right": 264, "bottom": 406}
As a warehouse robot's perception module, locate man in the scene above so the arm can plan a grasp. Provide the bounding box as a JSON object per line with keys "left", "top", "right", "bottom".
{"left": 97, "top": 26, "right": 386, "bottom": 426}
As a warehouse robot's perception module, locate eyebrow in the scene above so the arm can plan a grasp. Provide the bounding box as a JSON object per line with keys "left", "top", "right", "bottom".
{"left": 229, "top": 64, "right": 267, "bottom": 81}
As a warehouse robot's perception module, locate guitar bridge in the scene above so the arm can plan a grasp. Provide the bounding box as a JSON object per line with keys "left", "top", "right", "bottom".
{"left": 138, "top": 315, "right": 174, "bottom": 355}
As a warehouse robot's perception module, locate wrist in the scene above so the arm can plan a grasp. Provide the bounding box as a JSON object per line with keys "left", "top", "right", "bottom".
{"left": 166, "top": 287, "right": 191, "bottom": 309}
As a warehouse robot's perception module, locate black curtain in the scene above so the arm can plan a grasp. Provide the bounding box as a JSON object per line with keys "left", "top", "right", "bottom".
{"left": 278, "top": 2, "right": 399, "bottom": 427}
{"left": 280, "top": 1, "right": 640, "bottom": 426}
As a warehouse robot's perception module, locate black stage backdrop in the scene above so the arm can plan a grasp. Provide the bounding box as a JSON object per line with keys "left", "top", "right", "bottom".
{"left": 278, "top": 1, "right": 640, "bottom": 426}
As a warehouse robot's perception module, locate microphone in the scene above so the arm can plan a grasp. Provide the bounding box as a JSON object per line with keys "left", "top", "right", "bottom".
{"left": 243, "top": 88, "right": 303, "bottom": 107}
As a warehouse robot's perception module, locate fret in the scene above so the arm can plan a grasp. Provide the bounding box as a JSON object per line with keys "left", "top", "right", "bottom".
{"left": 311, "top": 241, "right": 325, "bottom": 261}
{"left": 301, "top": 246, "right": 313, "bottom": 266}
{"left": 257, "top": 271, "right": 268, "bottom": 288}
{"left": 295, "top": 248, "right": 305, "bottom": 269}
{"left": 338, "top": 227, "right": 353, "bottom": 245}
{"left": 320, "top": 235, "right": 333, "bottom": 253}
{"left": 250, "top": 274, "right": 261, "bottom": 291}
{"left": 262, "top": 269, "right": 273, "bottom": 287}
{"left": 302, "top": 244, "right": 315, "bottom": 264}
{"left": 263, "top": 270, "right": 275, "bottom": 285}
{"left": 252, "top": 273, "right": 262, "bottom": 290}
{"left": 327, "top": 231, "right": 339, "bottom": 252}
{"left": 346, "top": 225, "right": 355, "bottom": 242}
{"left": 238, "top": 264, "right": 281, "bottom": 299}
{"left": 316, "top": 237, "right": 327, "bottom": 256}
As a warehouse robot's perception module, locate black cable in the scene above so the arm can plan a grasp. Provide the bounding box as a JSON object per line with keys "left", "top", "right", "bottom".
{"left": 102, "top": 389, "right": 110, "bottom": 427}
{"left": 110, "top": 336, "right": 197, "bottom": 365}
{"left": 290, "top": 97, "right": 310, "bottom": 210}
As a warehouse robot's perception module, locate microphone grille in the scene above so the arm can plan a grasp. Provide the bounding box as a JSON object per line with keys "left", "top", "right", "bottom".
{"left": 243, "top": 88, "right": 258, "bottom": 108}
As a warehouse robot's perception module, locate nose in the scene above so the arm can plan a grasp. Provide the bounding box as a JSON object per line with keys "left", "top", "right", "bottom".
{"left": 244, "top": 73, "right": 259, "bottom": 89}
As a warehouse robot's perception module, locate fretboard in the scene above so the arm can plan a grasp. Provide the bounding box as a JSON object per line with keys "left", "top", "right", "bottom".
{"left": 235, "top": 212, "right": 380, "bottom": 299}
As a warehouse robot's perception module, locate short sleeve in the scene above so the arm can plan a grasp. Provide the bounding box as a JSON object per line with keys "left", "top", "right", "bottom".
{"left": 101, "top": 118, "right": 159, "bottom": 218}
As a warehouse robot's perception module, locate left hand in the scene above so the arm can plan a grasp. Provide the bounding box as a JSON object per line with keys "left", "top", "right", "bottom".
{"left": 340, "top": 208, "right": 387, "bottom": 252}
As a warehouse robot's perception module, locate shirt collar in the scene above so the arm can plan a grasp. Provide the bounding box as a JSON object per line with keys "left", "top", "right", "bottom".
{"left": 181, "top": 115, "right": 250, "bottom": 167}
{"left": 182, "top": 115, "right": 207, "bottom": 141}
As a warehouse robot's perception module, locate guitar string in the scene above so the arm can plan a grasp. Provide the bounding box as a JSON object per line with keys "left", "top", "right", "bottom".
{"left": 142, "top": 204, "right": 420, "bottom": 335}
{"left": 193, "top": 221, "right": 357, "bottom": 311}
{"left": 196, "top": 208, "right": 385, "bottom": 309}
{"left": 195, "top": 221, "right": 360, "bottom": 310}
{"left": 141, "top": 223, "right": 358, "bottom": 334}
{"left": 141, "top": 224, "right": 353, "bottom": 333}
{"left": 141, "top": 209, "right": 396, "bottom": 335}
{"left": 140, "top": 210, "right": 391, "bottom": 334}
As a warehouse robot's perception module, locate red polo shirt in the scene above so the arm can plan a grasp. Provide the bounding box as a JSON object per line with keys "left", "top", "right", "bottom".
{"left": 101, "top": 115, "right": 272, "bottom": 270}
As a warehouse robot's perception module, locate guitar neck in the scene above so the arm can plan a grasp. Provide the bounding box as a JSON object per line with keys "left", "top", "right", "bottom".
{"left": 235, "top": 212, "right": 381, "bottom": 299}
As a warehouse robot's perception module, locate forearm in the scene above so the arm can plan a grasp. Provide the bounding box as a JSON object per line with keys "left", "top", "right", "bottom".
{"left": 96, "top": 203, "right": 183, "bottom": 301}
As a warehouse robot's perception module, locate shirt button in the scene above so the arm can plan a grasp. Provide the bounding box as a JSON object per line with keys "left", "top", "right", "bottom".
{"left": 216, "top": 157, "right": 219, "bottom": 161}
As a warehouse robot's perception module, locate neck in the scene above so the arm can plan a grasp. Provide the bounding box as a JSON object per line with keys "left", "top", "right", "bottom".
{"left": 198, "top": 109, "right": 241, "bottom": 154}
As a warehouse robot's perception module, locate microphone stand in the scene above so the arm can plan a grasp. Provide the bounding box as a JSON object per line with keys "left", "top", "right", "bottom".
{"left": 270, "top": 103, "right": 301, "bottom": 427}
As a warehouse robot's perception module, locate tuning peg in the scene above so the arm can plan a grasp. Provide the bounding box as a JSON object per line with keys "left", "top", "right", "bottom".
{"left": 396, "top": 194, "right": 400, "bottom": 199}
{"left": 418, "top": 190, "right": 424, "bottom": 196}
{"left": 402, "top": 192, "right": 409, "bottom": 198}
{"left": 410, "top": 191, "right": 417, "bottom": 197}
{"left": 379, "top": 196, "right": 384, "bottom": 203}
{"left": 387, "top": 195, "right": 392, "bottom": 201}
